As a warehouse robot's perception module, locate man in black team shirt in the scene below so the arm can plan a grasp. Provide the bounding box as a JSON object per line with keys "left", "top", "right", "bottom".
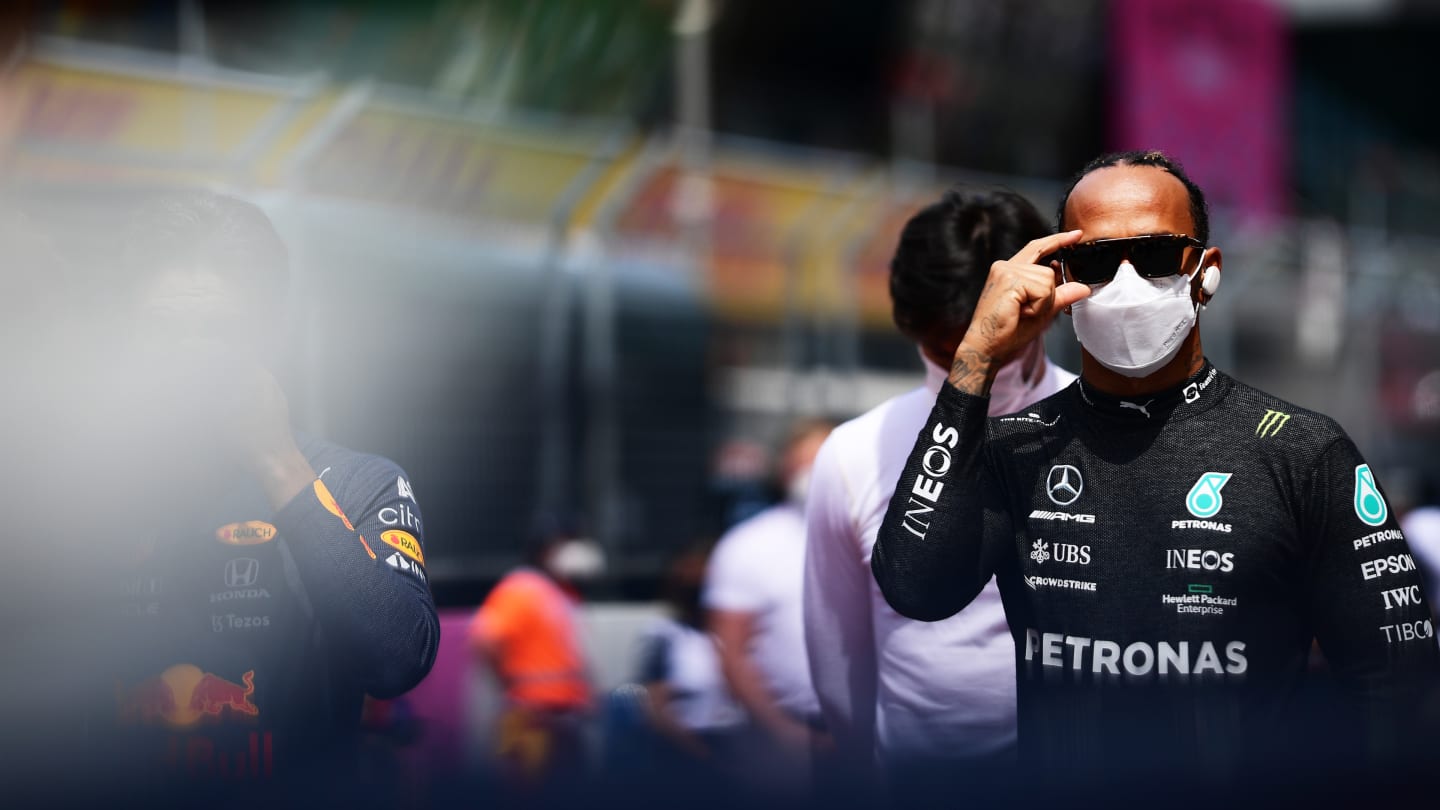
{"left": 78, "top": 192, "right": 439, "bottom": 804}
{"left": 870, "top": 152, "right": 1439, "bottom": 801}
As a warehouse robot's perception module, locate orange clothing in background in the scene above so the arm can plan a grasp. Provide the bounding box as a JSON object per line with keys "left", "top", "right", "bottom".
{"left": 469, "top": 569, "right": 591, "bottom": 711}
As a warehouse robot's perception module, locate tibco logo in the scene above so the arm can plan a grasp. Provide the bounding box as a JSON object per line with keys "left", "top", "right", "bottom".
{"left": 1024, "top": 629, "right": 1246, "bottom": 677}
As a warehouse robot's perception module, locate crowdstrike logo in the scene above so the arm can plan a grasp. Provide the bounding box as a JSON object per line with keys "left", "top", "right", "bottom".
{"left": 1046, "top": 465, "right": 1083, "bottom": 506}
{"left": 1023, "top": 575, "right": 1096, "bottom": 592}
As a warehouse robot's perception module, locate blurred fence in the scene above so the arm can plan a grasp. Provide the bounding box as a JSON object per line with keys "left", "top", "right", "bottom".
{"left": 4, "top": 35, "right": 1439, "bottom": 588}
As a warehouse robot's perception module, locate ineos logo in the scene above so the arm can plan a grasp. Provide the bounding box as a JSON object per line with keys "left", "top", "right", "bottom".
{"left": 1046, "top": 465, "right": 1083, "bottom": 506}
{"left": 224, "top": 558, "right": 260, "bottom": 589}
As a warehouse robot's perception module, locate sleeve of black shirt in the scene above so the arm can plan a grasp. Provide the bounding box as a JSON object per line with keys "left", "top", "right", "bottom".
{"left": 272, "top": 460, "right": 440, "bottom": 699}
{"left": 871, "top": 383, "right": 1014, "bottom": 622}
{"left": 1303, "top": 435, "right": 1440, "bottom": 760}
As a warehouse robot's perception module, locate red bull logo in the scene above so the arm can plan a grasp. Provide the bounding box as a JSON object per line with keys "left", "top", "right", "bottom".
{"left": 117, "top": 664, "right": 258, "bottom": 728}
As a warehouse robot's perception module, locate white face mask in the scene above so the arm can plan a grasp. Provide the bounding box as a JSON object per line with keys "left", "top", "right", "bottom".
{"left": 1071, "top": 254, "right": 1205, "bottom": 378}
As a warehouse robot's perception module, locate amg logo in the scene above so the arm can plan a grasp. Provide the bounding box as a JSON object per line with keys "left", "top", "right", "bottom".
{"left": 1030, "top": 510, "right": 1096, "bottom": 524}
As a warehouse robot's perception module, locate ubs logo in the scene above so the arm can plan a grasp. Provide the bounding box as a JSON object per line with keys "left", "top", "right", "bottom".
{"left": 1046, "top": 465, "right": 1083, "bottom": 506}
{"left": 224, "top": 558, "right": 260, "bottom": 589}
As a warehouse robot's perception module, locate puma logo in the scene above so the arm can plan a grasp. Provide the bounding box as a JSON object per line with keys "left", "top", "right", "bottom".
{"left": 1119, "top": 400, "right": 1153, "bottom": 418}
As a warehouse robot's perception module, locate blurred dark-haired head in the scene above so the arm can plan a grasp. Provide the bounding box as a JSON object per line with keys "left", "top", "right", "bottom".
{"left": 889, "top": 187, "right": 1050, "bottom": 364}
{"left": 120, "top": 190, "right": 289, "bottom": 356}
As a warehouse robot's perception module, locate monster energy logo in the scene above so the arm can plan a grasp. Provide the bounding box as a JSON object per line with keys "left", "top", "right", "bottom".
{"left": 1255, "top": 410, "right": 1291, "bottom": 437}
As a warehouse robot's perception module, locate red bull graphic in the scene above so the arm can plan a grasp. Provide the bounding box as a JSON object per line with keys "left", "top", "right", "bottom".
{"left": 117, "top": 664, "right": 258, "bottom": 728}
{"left": 117, "top": 665, "right": 273, "bottom": 779}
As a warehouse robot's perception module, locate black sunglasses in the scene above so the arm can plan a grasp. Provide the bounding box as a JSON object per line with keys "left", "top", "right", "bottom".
{"left": 1054, "top": 234, "right": 1203, "bottom": 285}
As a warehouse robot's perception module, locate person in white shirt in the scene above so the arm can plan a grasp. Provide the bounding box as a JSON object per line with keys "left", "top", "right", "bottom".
{"left": 705, "top": 422, "right": 833, "bottom": 798}
{"left": 636, "top": 545, "right": 745, "bottom": 781}
{"left": 803, "top": 187, "right": 1075, "bottom": 803}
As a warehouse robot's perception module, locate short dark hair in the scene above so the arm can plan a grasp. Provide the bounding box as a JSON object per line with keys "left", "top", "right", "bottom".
{"left": 890, "top": 186, "right": 1050, "bottom": 344}
{"left": 1056, "top": 150, "right": 1210, "bottom": 243}
{"left": 121, "top": 190, "right": 289, "bottom": 302}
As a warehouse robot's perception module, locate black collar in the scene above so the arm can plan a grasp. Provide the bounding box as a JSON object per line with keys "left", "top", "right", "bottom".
{"left": 1075, "top": 360, "right": 1229, "bottom": 424}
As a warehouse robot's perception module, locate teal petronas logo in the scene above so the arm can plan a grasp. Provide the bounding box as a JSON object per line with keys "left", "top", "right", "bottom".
{"left": 1354, "top": 464, "right": 1388, "bottom": 527}
{"left": 1186, "top": 472, "right": 1233, "bottom": 519}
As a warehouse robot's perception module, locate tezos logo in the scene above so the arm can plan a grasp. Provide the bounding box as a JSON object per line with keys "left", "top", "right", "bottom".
{"left": 1185, "top": 472, "right": 1232, "bottom": 519}
{"left": 1046, "top": 465, "right": 1083, "bottom": 506}
{"left": 1354, "top": 464, "right": 1388, "bottom": 527}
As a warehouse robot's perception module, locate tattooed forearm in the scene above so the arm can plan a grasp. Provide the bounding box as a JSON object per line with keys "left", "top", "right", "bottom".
{"left": 948, "top": 343, "right": 997, "bottom": 396}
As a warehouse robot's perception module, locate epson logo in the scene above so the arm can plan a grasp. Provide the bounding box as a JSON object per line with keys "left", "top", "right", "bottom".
{"left": 901, "top": 422, "right": 961, "bottom": 540}
{"left": 1361, "top": 553, "right": 1417, "bottom": 581}
{"left": 1024, "top": 629, "right": 1247, "bottom": 677}
{"left": 1166, "top": 549, "right": 1235, "bottom": 573}
{"left": 210, "top": 589, "right": 272, "bottom": 603}
{"left": 1029, "top": 510, "right": 1096, "bottom": 524}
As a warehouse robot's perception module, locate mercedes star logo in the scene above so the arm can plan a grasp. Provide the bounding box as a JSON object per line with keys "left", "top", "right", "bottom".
{"left": 1046, "top": 465, "right": 1083, "bottom": 506}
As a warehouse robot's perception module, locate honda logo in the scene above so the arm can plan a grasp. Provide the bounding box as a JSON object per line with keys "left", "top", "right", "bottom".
{"left": 224, "top": 558, "right": 260, "bottom": 588}
{"left": 1046, "top": 465, "right": 1083, "bottom": 506}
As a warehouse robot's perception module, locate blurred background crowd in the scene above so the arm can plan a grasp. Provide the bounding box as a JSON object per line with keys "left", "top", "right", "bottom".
{"left": 2, "top": 0, "right": 1440, "bottom": 805}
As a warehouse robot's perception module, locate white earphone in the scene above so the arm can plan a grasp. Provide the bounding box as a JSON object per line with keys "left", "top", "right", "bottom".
{"left": 1200, "top": 265, "right": 1220, "bottom": 296}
